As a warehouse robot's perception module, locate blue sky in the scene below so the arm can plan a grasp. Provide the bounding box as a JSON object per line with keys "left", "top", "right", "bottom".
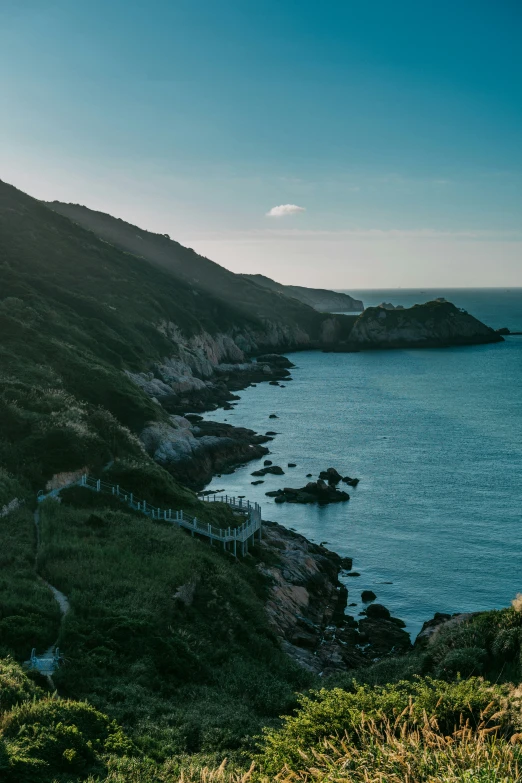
{"left": 1, "top": 0, "right": 521, "bottom": 286}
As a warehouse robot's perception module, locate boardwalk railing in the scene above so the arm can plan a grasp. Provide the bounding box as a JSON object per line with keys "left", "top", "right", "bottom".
{"left": 28, "top": 647, "right": 62, "bottom": 676}
{"left": 38, "top": 475, "right": 262, "bottom": 556}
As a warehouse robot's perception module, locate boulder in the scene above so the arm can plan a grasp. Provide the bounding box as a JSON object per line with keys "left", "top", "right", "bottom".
{"left": 288, "top": 463, "right": 297, "bottom": 468}
{"left": 251, "top": 465, "right": 285, "bottom": 477}
{"left": 342, "top": 476, "right": 360, "bottom": 487}
{"left": 251, "top": 480, "right": 264, "bottom": 485}
{"left": 269, "top": 414, "right": 279, "bottom": 419}
{"left": 361, "top": 590, "right": 376, "bottom": 603}
{"left": 365, "top": 603, "right": 390, "bottom": 620}
{"left": 358, "top": 617, "right": 412, "bottom": 655}
{"left": 265, "top": 480, "right": 350, "bottom": 505}
{"left": 319, "top": 467, "right": 343, "bottom": 484}
{"left": 264, "top": 460, "right": 273, "bottom": 466}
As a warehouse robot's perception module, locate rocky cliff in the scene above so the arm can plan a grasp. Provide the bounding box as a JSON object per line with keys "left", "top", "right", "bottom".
{"left": 345, "top": 300, "right": 503, "bottom": 349}
{"left": 259, "top": 522, "right": 411, "bottom": 675}
{"left": 243, "top": 273, "right": 364, "bottom": 312}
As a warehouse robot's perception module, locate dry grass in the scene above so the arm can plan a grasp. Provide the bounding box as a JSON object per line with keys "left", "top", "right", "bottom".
{"left": 274, "top": 715, "right": 522, "bottom": 783}
{"left": 90, "top": 709, "right": 522, "bottom": 783}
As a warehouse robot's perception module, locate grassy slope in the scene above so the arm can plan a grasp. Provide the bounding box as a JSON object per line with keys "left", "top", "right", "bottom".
{"left": 36, "top": 496, "right": 311, "bottom": 759}
{"left": 0, "top": 507, "right": 60, "bottom": 659}
{"left": 2, "top": 655, "right": 522, "bottom": 783}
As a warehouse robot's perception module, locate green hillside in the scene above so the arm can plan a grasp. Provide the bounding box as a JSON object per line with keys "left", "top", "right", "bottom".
{"left": 48, "top": 200, "right": 328, "bottom": 332}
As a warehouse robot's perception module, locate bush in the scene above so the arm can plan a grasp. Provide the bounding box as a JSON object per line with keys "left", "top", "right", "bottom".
{"left": 435, "top": 646, "right": 488, "bottom": 678}
{"left": 258, "top": 676, "right": 514, "bottom": 774}
{"left": 0, "top": 657, "right": 42, "bottom": 713}
{"left": 1, "top": 696, "right": 133, "bottom": 783}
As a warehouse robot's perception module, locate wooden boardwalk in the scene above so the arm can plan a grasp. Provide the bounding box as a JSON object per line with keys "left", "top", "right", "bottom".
{"left": 38, "top": 474, "right": 262, "bottom": 556}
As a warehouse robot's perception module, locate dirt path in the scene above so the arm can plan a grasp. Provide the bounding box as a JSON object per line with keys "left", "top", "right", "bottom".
{"left": 33, "top": 509, "right": 70, "bottom": 686}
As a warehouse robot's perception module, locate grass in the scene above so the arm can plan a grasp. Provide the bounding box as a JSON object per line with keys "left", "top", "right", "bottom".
{"left": 0, "top": 507, "right": 60, "bottom": 659}
{"left": 34, "top": 498, "right": 311, "bottom": 759}
{"left": 3, "top": 658, "right": 522, "bottom": 782}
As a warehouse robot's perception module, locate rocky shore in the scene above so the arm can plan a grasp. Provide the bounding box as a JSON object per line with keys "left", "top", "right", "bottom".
{"left": 132, "top": 353, "right": 296, "bottom": 489}
{"left": 258, "top": 521, "right": 411, "bottom": 674}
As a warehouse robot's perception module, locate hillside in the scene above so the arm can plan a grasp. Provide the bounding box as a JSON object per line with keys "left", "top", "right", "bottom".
{"left": 0, "top": 179, "right": 353, "bottom": 495}
{"left": 243, "top": 272, "right": 364, "bottom": 312}
{"left": 47, "top": 201, "right": 340, "bottom": 329}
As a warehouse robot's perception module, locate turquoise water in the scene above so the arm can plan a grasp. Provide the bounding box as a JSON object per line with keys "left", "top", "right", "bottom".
{"left": 204, "top": 289, "right": 522, "bottom": 636}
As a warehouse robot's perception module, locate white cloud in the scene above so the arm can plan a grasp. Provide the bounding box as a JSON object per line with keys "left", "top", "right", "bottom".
{"left": 266, "top": 203, "right": 306, "bottom": 217}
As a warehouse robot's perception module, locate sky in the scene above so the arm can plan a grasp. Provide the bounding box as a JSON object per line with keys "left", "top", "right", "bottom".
{"left": 1, "top": 0, "right": 521, "bottom": 288}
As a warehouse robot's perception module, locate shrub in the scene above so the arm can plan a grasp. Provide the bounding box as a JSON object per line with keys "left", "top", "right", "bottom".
{"left": 0, "top": 657, "right": 42, "bottom": 713}
{"left": 258, "top": 676, "right": 513, "bottom": 774}
{"left": 435, "top": 646, "right": 488, "bottom": 678}
{"left": 1, "top": 696, "right": 133, "bottom": 783}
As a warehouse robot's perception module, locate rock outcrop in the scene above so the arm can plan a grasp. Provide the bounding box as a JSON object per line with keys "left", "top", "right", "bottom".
{"left": 141, "top": 417, "right": 270, "bottom": 489}
{"left": 258, "top": 522, "right": 411, "bottom": 674}
{"left": 266, "top": 480, "right": 350, "bottom": 504}
{"left": 415, "top": 611, "right": 480, "bottom": 647}
{"left": 344, "top": 300, "right": 503, "bottom": 350}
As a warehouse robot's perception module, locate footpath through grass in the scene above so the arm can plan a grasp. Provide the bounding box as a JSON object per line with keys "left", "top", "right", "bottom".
{"left": 36, "top": 497, "right": 311, "bottom": 760}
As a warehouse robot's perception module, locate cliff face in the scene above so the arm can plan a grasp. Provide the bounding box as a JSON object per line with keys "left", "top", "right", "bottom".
{"left": 243, "top": 273, "right": 364, "bottom": 313}
{"left": 347, "top": 300, "right": 503, "bottom": 349}
{"left": 259, "top": 522, "right": 411, "bottom": 675}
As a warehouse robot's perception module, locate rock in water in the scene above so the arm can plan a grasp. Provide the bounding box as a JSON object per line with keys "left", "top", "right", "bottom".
{"left": 266, "top": 479, "right": 350, "bottom": 505}
{"left": 319, "top": 467, "right": 343, "bottom": 484}
{"left": 361, "top": 590, "right": 377, "bottom": 603}
{"left": 251, "top": 465, "right": 285, "bottom": 476}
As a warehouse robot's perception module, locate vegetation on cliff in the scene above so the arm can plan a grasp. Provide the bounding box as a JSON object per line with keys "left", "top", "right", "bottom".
{"left": 346, "top": 299, "right": 503, "bottom": 349}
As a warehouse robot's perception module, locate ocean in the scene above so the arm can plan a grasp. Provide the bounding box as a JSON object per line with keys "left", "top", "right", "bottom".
{"left": 203, "top": 289, "right": 522, "bottom": 637}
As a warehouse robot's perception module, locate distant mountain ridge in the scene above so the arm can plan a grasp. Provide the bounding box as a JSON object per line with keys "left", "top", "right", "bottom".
{"left": 242, "top": 273, "right": 364, "bottom": 312}
{"left": 47, "top": 201, "right": 333, "bottom": 334}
